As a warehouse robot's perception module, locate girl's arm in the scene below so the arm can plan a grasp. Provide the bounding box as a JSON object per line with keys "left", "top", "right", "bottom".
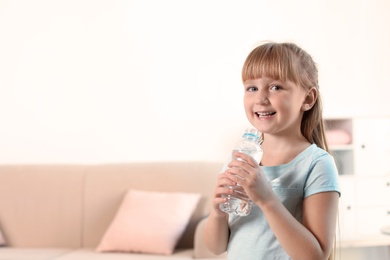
{"left": 227, "top": 153, "right": 339, "bottom": 260}
{"left": 203, "top": 212, "right": 229, "bottom": 255}
{"left": 203, "top": 173, "right": 234, "bottom": 255}
{"left": 261, "top": 191, "right": 339, "bottom": 260}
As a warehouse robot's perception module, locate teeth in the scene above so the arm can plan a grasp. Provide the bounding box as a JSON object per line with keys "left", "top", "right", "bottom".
{"left": 256, "top": 112, "right": 275, "bottom": 117}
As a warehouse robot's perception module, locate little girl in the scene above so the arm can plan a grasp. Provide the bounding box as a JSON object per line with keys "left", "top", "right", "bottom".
{"left": 204, "top": 42, "right": 340, "bottom": 260}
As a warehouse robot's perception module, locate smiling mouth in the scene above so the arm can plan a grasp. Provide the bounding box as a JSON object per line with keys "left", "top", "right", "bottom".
{"left": 255, "top": 111, "right": 276, "bottom": 118}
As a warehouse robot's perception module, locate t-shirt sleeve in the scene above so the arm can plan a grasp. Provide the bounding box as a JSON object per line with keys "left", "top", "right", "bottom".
{"left": 304, "top": 153, "right": 341, "bottom": 198}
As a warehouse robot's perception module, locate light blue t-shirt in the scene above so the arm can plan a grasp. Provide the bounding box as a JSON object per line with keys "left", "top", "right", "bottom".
{"left": 227, "top": 144, "right": 340, "bottom": 260}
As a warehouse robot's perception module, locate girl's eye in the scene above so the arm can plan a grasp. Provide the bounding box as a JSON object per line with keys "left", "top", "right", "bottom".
{"left": 247, "top": 86, "right": 258, "bottom": 92}
{"left": 270, "top": 85, "right": 282, "bottom": 91}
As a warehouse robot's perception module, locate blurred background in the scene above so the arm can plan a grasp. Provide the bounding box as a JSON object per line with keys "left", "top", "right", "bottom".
{"left": 0, "top": 0, "right": 389, "bottom": 163}
{"left": 1, "top": 1, "right": 390, "bottom": 258}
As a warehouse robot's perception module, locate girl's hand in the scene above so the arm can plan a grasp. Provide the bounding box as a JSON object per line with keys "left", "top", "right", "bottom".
{"left": 211, "top": 172, "right": 237, "bottom": 218}
{"left": 225, "top": 152, "right": 274, "bottom": 207}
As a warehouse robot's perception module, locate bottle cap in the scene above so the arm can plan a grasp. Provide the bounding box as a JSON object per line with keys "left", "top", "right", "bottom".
{"left": 243, "top": 128, "right": 261, "bottom": 141}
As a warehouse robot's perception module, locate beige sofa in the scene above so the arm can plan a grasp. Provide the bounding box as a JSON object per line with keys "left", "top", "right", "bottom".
{"left": 0, "top": 162, "right": 228, "bottom": 260}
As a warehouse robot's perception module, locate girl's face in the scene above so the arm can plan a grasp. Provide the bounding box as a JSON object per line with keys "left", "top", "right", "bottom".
{"left": 243, "top": 77, "right": 311, "bottom": 137}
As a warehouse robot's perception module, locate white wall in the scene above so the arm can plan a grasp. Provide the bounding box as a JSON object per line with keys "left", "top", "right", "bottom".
{"left": 0, "top": 0, "right": 389, "bottom": 164}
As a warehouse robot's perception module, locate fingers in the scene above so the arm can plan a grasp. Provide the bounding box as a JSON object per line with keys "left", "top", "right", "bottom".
{"left": 217, "top": 172, "right": 237, "bottom": 187}
{"left": 225, "top": 154, "right": 261, "bottom": 186}
{"left": 214, "top": 186, "right": 233, "bottom": 201}
{"left": 212, "top": 173, "right": 236, "bottom": 215}
{"left": 225, "top": 167, "right": 245, "bottom": 183}
{"left": 226, "top": 160, "right": 253, "bottom": 183}
{"left": 232, "top": 152, "right": 258, "bottom": 167}
{"left": 214, "top": 173, "right": 235, "bottom": 199}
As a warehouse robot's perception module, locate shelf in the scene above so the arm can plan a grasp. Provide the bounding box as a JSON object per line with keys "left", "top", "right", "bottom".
{"left": 331, "top": 149, "right": 354, "bottom": 176}
{"left": 325, "top": 118, "right": 354, "bottom": 176}
{"left": 339, "top": 233, "right": 390, "bottom": 248}
{"left": 329, "top": 144, "right": 354, "bottom": 151}
{"left": 328, "top": 116, "right": 390, "bottom": 250}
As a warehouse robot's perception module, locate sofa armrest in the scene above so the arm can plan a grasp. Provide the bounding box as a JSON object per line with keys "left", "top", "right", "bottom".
{"left": 193, "top": 217, "right": 227, "bottom": 259}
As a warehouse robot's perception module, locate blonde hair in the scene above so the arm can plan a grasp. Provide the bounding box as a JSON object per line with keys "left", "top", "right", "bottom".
{"left": 242, "top": 42, "right": 329, "bottom": 152}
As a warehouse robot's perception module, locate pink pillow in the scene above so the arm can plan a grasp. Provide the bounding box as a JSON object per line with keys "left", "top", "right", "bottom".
{"left": 326, "top": 129, "right": 352, "bottom": 145}
{"left": 96, "top": 189, "right": 201, "bottom": 255}
{"left": 0, "top": 228, "right": 5, "bottom": 246}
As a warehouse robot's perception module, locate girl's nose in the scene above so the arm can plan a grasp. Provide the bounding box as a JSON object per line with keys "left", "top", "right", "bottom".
{"left": 255, "top": 94, "right": 270, "bottom": 105}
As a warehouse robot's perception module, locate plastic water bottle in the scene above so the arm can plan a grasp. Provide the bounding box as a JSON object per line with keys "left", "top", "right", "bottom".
{"left": 219, "top": 128, "right": 263, "bottom": 216}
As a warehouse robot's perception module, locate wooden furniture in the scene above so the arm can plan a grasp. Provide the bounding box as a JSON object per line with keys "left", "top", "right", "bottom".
{"left": 325, "top": 116, "right": 390, "bottom": 248}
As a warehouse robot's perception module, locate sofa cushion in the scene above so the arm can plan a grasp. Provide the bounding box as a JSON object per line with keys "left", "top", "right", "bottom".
{"left": 0, "top": 165, "right": 85, "bottom": 247}
{"left": 54, "top": 248, "right": 196, "bottom": 259}
{"left": 0, "top": 248, "right": 73, "bottom": 260}
{"left": 96, "top": 189, "right": 201, "bottom": 255}
{"left": 82, "top": 162, "right": 221, "bottom": 249}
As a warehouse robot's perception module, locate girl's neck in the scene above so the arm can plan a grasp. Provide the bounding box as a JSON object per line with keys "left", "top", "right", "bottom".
{"left": 260, "top": 134, "right": 311, "bottom": 166}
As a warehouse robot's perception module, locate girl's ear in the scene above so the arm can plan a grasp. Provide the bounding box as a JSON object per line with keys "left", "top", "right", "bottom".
{"left": 302, "top": 87, "right": 318, "bottom": 111}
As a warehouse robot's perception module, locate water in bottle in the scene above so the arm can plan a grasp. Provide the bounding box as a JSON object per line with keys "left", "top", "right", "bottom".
{"left": 219, "top": 128, "right": 263, "bottom": 216}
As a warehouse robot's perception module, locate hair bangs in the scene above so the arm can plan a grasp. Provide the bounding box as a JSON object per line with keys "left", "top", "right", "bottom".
{"left": 241, "top": 43, "right": 299, "bottom": 84}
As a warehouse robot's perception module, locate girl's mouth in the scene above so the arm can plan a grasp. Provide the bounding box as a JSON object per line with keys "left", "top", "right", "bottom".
{"left": 255, "top": 111, "right": 276, "bottom": 118}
